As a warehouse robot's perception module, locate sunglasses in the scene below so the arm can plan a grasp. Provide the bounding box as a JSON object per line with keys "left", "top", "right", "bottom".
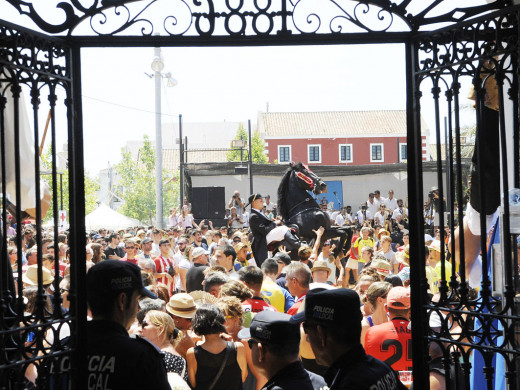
{"left": 126, "top": 246, "right": 135, "bottom": 250}
{"left": 142, "top": 321, "right": 148, "bottom": 328}
{"left": 247, "top": 339, "right": 260, "bottom": 349}
{"left": 60, "top": 288, "right": 69, "bottom": 294}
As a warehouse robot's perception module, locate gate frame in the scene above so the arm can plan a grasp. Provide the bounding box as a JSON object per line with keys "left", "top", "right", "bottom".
{"left": 1, "top": 1, "right": 519, "bottom": 389}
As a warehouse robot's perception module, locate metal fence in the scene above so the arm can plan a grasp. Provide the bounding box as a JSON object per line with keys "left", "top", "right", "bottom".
{"left": 408, "top": 8, "right": 520, "bottom": 389}
{"left": 1, "top": 1, "right": 519, "bottom": 389}
{"left": 0, "top": 20, "right": 86, "bottom": 389}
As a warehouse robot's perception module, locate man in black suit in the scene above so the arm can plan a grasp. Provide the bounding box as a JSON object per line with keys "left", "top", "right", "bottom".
{"left": 248, "top": 193, "right": 300, "bottom": 267}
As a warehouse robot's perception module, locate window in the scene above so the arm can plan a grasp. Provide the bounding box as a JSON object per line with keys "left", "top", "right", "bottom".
{"left": 308, "top": 144, "right": 321, "bottom": 163}
{"left": 339, "top": 144, "right": 353, "bottom": 163}
{"left": 370, "top": 143, "right": 384, "bottom": 162}
{"left": 400, "top": 143, "right": 407, "bottom": 162}
{"left": 278, "top": 145, "right": 291, "bottom": 163}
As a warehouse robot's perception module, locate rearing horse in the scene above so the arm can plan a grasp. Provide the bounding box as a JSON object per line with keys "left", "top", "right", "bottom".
{"left": 277, "top": 162, "right": 352, "bottom": 255}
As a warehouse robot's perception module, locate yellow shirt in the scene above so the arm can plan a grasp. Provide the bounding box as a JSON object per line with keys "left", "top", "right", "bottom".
{"left": 261, "top": 278, "right": 285, "bottom": 313}
{"left": 425, "top": 266, "right": 439, "bottom": 295}
{"left": 353, "top": 237, "right": 375, "bottom": 263}
{"left": 434, "top": 260, "right": 453, "bottom": 282}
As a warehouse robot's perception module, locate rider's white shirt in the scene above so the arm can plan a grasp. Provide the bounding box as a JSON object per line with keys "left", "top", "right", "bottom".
{"left": 253, "top": 207, "right": 290, "bottom": 244}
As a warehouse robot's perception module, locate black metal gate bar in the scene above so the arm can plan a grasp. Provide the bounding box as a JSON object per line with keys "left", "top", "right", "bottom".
{"left": 414, "top": 7, "right": 520, "bottom": 389}
{"left": 1, "top": 1, "right": 520, "bottom": 389}
{"left": 405, "top": 38, "right": 429, "bottom": 390}
{"left": 67, "top": 45, "right": 88, "bottom": 390}
{"left": 0, "top": 21, "right": 75, "bottom": 389}
{"left": 452, "top": 74, "right": 468, "bottom": 294}
{"left": 432, "top": 73, "right": 449, "bottom": 298}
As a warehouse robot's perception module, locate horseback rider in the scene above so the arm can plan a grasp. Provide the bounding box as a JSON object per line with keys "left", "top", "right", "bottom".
{"left": 247, "top": 193, "right": 301, "bottom": 266}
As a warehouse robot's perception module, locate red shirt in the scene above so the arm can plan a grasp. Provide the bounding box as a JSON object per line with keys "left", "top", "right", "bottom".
{"left": 348, "top": 235, "right": 360, "bottom": 259}
{"left": 242, "top": 297, "right": 277, "bottom": 314}
{"left": 121, "top": 257, "right": 139, "bottom": 266}
{"left": 154, "top": 255, "right": 175, "bottom": 295}
{"left": 286, "top": 294, "right": 306, "bottom": 316}
{"left": 58, "top": 261, "right": 67, "bottom": 277}
{"left": 364, "top": 317, "right": 413, "bottom": 372}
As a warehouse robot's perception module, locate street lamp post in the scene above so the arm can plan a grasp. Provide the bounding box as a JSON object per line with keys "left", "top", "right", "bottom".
{"left": 150, "top": 47, "right": 177, "bottom": 228}
{"left": 231, "top": 139, "right": 246, "bottom": 162}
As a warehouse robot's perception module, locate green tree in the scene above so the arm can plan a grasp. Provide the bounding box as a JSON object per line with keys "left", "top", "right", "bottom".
{"left": 226, "top": 124, "right": 268, "bottom": 164}
{"left": 115, "top": 135, "right": 179, "bottom": 225}
{"left": 41, "top": 148, "right": 99, "bottom": 222}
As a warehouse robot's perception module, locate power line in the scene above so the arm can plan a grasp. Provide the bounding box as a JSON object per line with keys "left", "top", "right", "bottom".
{"left": 82, "top": 94, "right": 177, "bottom": 117}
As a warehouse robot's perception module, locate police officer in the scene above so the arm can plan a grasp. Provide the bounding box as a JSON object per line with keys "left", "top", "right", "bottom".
{"left": 238, "top": 311, "right": 326, "bottom": 390}
{"left": 86, "top": 260, "right": 171, "bottom": 390}
{"left": 290, "top": 289, "right": 406, "bottom": 390}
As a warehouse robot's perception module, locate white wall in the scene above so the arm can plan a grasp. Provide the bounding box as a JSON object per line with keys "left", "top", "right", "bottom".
{"left": 190, "top": 170, "right": 440, "bottom": 211}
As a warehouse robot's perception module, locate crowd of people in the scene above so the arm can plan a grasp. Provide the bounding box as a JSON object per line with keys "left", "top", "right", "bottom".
{"left": 6, "top": 187, "right": 471, "bottom": 390}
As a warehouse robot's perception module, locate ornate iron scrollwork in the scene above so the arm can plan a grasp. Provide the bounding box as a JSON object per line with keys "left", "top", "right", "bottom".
{"left": 0, "top": 21, "right": 74, "bottom": 390}
{"left": 414, "top": 6, "right": 520, "bottom": 389}
{"left": 0, "top": 0, "right": 512, "bottom": 37}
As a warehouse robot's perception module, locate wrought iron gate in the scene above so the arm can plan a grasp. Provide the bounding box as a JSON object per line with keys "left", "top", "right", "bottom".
{"left": 0, "top": 19, "right": 86, "bottom": 390}
{"left": 408, "top": 7, "right": 520, "bottom": 389}
{"left": 1, "top": 1, "right": 519, "bottom": 389}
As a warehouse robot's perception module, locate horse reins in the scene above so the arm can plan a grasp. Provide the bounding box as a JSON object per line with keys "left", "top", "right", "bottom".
{"left": 287, "top": 197, "right": 313, "bottom": 215}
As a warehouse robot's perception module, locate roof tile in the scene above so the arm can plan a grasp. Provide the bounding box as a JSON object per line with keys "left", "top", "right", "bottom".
{"left": 261, "top": 110, "right": 425, "bottom": 137}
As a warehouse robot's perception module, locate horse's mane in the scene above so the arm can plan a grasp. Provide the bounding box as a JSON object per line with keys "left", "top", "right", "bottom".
{"left": 277, "top": 162, "right": 304, "bottom": 219}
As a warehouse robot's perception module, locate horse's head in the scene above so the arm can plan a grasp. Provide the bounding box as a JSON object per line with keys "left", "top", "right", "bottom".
{"left": 290, "top": 162, "right": 327, "bottom": 195}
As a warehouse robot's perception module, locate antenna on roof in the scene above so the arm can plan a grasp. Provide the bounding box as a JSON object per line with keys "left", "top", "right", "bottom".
{"left": 266, "top": 102, "right": 269, "bottom": 113}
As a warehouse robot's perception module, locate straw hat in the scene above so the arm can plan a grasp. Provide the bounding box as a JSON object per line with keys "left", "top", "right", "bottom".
{"left": 377, "top": 229, "right": 390, "bottom": 239}
{"left": 189, "top": 290, "right": 219, "bottom": 305}
{"left": 234, "top": 242, "right": 249, "bottom": 252}
{"left": 166, "top": 293, "right": 198, "bottom": 319}
{"left": 22, "top": 265, "right": 54, "bottom": 286}
{"left": 370, "top": 258, "right": 391, "bottom": 277}
{"left": 428, "top": 240, "right": 442, "bottom": 253}
{"left": 311, "top": 260, "right": 331, "bottom": 275}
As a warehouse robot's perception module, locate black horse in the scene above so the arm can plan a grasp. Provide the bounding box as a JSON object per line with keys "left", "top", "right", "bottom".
{"left": 277, "top": 162, "right": 352, "bottom": 256}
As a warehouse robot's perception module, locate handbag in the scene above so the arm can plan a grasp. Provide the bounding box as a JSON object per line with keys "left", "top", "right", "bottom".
{"left": 207, "top": 342, "right": 234, "bottom": 390}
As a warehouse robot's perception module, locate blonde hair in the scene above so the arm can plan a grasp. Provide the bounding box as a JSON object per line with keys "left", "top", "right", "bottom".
{"left": 365, "top": 281, "right": 392, "bottom": 311}
{"left": 380, "top": 235, "right": 392, "bottom": 244}
{"left": 220, "top": 280, "right": 253, "bottom": 301}
{"left": 298, "top": 245, "right": 312, "bottom": 260}
{"left": 216, "top": 296, "right": 244, "bottom": 325}
{"left": 146, "top": 310, "right": 180, "bottom": 345}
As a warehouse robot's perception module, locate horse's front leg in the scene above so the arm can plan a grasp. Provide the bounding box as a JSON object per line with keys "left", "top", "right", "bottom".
{"left": 322, "top": 227, "right": 353, "bottom": 257}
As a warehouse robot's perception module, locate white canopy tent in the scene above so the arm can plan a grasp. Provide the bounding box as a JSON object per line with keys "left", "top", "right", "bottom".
{"left": 85, "top": 204, "right": 141, "bottom": 231}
